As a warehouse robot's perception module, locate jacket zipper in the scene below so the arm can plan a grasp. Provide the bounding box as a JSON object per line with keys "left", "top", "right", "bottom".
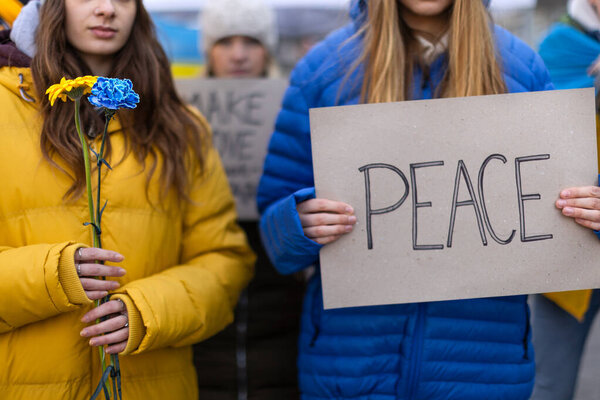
{"left": 405, "top": 66, "right": 430, "bottom": 400}
{"left": 406, "top": 303, "right": 426, "bottom": 400}
{"left": 309, "top": 278, "right": 322, "bottom": 347}
{"left": 420, "top": 66, "right": 431, "bottom": 99}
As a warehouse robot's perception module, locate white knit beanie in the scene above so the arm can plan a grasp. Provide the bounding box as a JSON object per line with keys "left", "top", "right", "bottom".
{"left": 200, "top": 0, "right": 278, "bottom": 55}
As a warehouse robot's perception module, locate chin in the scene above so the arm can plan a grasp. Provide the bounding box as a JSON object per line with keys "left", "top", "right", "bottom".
{"left": 401, "top": 0, "right": 454, "bottom": 17}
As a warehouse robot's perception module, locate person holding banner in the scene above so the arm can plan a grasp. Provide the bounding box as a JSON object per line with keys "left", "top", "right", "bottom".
{"left": 531, "top": 0, "right": 600, "bottom": 398}
{"left": 257, "top": 0, "right": 561, "bottom": 399}
{"left": 193, "top": 1, "right": 304, "bottom": 399}
{"left": 0, "top": 1, "right": 254, "bottom": 399}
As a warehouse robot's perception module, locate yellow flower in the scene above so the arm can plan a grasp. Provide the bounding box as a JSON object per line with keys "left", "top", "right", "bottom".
{"left": 45, "top": 76, "right": 98, "bottom": 106}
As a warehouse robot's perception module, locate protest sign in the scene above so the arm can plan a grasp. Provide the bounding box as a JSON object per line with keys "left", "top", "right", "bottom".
{"left": 310, "top": 88, "right": 600, "bottom": 309}
{"left": 176, "top": 78, "right": 286, "bottom": 220}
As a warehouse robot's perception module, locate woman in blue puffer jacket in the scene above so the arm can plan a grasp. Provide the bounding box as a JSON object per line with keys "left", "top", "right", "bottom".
{"left": 257, "top": 0, "right": 588, "bottom": 399}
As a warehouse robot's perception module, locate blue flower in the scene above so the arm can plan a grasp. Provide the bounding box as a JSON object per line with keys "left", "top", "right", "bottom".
{"left": 88, "top": 77, "right": 140, "bottom": 110}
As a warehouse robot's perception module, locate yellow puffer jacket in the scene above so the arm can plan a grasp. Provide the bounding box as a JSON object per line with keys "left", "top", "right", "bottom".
{"left": 0, "top": 66, "right": 255, "bottom": 399}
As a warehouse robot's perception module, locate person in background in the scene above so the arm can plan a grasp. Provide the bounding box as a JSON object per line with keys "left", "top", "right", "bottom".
{"left": 255, "top": 0, "right": 594, "bottom": 398}
{"left": 201, "top": 0, "right": 279, "bottom": 78}
{"left": 0, "top": 0, "right": 254, "bottom": 398}
{"left": 193, "top": 1, "right": 303, "bottom": 399}
{"left": 532, "top": 0, "right": 600, "bottom": 398}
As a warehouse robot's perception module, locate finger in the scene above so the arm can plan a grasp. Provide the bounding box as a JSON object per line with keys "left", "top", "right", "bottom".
{"left": 76, "top": 247, "right": 125, "bottom": 263}
{"left": 78, "top": 263, "right": 126, "bottom": 278}
{"left": 575, "top": 218, "right": 600, "bottom": 231}
{"left": 304, "top": 224, "right": 354, "bottom": 239}
{"left": 81, "top": 314, "right": 128, "bottom": 337}
{"left": 80, "top": 278, "right": 120, "bottom": 291}
{"left": 85, "top": 290, "right": 109, "bottom": 301}
{"left": 313, "top": 235, "right": 342, "bottom": 245}
{"left": 559, "top": 186, "right": 600, "bottom": 200}
{"left": 88, "top": 327, "right": 129, "bottom": 347}
{"left": 297, "top": 198, "right": 354, "bottom": 215}
{"left": 561, "top": 206, "right": 600, "bottom": 221}
{"left": 299, "top": 212, "right": 356, "bottom": 228}
{"left": 106, "top": 341, "right": 128, "bottom": 355}
{"left": 82, "top": 300, "right": 125, "bottom": 323}
{"left": 556, "top": 197, "right": 600, "bottom": 211}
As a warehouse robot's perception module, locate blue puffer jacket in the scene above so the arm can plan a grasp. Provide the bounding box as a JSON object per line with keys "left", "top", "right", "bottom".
{"left": 257, "top": 1, "right": 553, "bottom": 399}
{"left": 538, "top": 19, "right": 600, "bottom": 90}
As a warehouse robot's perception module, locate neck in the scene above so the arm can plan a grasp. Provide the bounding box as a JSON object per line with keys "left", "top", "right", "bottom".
{"left": 400, "top": 7, "right": 450, "bottom": 40}
{"left": 80, "top": 53, "right": 114, "bottom": 77}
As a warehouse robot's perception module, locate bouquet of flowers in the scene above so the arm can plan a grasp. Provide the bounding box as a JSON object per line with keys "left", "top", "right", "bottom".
{"left": 46, "top": 76, "right": 140, "bottom": 400}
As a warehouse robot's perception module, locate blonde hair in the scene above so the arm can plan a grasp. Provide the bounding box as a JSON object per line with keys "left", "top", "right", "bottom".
{"left": 351, "top": 0, "right": 506, "bottom": 103}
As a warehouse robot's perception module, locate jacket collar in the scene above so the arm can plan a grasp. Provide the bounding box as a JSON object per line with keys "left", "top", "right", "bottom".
{"left": 0, "top": 30, "right": 31, "bottom": 68}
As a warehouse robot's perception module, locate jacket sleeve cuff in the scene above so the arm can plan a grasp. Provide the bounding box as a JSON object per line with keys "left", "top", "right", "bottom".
{"left": 260, "top": 187, "right": 323, "bottom": 274}
{"left": 111, "top": 293, "right": 145, "bottom": 355}
{"left": 57, "top": 244, "right": 92, "bottom": 306}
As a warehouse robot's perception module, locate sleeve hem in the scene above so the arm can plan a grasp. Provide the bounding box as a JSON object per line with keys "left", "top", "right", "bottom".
{"left": 260, "top": 187, "right": 323, "bottom": 274}
{"left": 57, "top": 244, "right": 92, "bottom": 306}
{"left": 111, "top": 293, "right": 145, "bottom": 355}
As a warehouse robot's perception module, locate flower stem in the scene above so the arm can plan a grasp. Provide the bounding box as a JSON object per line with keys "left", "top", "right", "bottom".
{"left": 95, "top": 111, "right": 113, "bottom": 248}
{"left": 74, "top": 99, "right": 109, "bottom": 392}
{"left": 74, "top": 99, "right": 98, "bottom": 247}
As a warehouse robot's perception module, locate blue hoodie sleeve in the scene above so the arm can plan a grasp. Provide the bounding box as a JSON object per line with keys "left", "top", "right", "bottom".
{"left": 259, "top": 188, "right": 323, "bottom": 274}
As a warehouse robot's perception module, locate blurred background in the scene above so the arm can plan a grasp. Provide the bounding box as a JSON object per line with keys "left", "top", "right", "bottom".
{"left": 145, "top": 0, "right": 567, "bottom": 78}
{"left": 2, "top": 0, "right": 598, "bottom": 398}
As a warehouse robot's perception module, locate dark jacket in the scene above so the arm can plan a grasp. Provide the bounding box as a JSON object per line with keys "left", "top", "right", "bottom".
{"left": 194, "top": 222, "right": 304, "bottom": 400}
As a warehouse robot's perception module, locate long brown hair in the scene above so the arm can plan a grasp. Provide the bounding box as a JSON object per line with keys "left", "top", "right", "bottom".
{"left": 32, "top": 0, "right": 208, "bottom": 200}
{"left": 351, "top": 0, "right": 506, "bottom": 104}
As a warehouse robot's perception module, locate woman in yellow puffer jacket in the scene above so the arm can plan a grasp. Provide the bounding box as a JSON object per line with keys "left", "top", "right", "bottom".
{"left": 0, "top": 0, "right": 255, "bottom": 399}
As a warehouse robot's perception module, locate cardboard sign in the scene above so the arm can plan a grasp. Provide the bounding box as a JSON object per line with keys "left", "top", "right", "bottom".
{"left": 176, "top": 78, "right": 287, "bottom": 220}
{"left": 310, "top": 88, "right": 600, "bottom": 309}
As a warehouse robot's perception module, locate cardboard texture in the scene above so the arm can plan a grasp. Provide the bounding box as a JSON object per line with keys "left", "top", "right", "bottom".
{"left": 310, "top": 88, "right": 600, "bottom": 309}
{"left": 176, "top": 78, "right": 287, "bottom": 220}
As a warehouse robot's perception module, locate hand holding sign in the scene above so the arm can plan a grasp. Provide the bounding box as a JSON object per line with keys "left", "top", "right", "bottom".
{"left": 556, "top": 186, "right": 600, "bottom": 230}
{"left": 310, "top": 88, "right": 600, "bottom": 309}
{"left": 297, "top": 198, "right": 357, "bottom": 245}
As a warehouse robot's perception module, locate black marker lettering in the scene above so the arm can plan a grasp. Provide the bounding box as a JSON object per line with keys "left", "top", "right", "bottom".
{"left": 358, "top": 163, "right": 409, "bottom": 250}
{"left": 478, "top": 154, "right": 516, "bottom": 245}
{"left": 410, "top": 161, "right": 445, "bottom": 250}
{"left": 447, "top": 160, "right": 487, "bottom": 248}
{"left": 515, "top": 155, "right": 553, "bottom": 242}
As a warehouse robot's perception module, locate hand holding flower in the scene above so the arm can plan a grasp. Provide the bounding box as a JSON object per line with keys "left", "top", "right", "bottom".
{"left": 81, "top": 299, "right": 129, "bottom": 355}
{"left": 74, "top": 248, "right": 126, "bottom": 300}
{"left": 47, "top": 75, "right": 139, "bottom": 398}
